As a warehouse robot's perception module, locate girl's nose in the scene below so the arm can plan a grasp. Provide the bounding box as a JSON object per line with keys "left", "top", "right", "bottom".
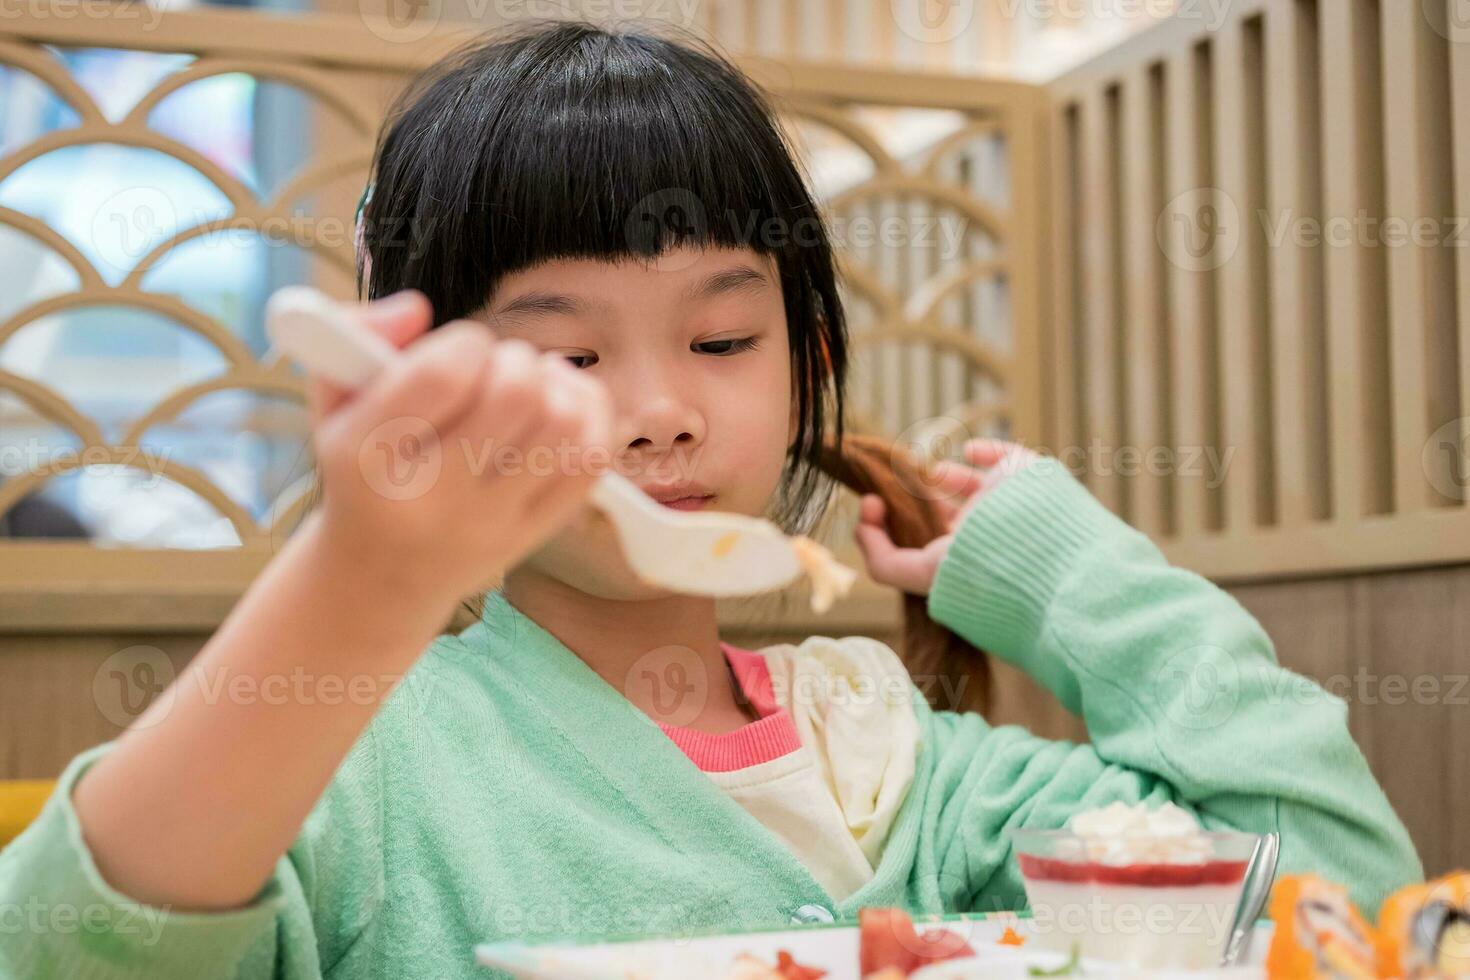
{"left": 621, "top": 394, "right": 706, "bottom": 457}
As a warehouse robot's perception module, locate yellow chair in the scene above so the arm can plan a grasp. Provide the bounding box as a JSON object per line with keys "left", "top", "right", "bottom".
{"left": 0, "top": 780, "right": 57, "bottom": 849}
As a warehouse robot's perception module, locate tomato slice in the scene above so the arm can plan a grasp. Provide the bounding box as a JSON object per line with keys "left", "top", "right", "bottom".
{"left": 858, "top": 907, "right": 975, "bottom": 977}
{"left": 774, "top": 949, "right": 828, "bottom": 979}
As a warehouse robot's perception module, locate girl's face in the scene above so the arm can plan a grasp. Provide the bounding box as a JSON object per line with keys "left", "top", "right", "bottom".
{"left": 481, "top": 245, "right": 797, "bottom": 600}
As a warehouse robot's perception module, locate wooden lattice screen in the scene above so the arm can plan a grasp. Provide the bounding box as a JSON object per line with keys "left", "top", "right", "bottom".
{"left": 0, "top": 8, "right": 1045, "bottom": 632}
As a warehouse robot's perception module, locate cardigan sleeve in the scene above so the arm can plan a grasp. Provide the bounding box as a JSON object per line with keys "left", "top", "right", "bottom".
{"left": 920, "top": 458, "right": 1423, "bottom": 916}
{"left": 0, "top": 721, "right": 387, "bottom": 979}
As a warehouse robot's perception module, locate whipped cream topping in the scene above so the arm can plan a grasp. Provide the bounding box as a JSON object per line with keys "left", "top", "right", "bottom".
{"left": 1060, "top": 801, "right": 1213, "bottom": 865}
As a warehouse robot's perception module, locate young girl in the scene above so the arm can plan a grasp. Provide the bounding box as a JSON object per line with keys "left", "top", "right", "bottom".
{"left": 0, "top": 20, "right": 1420, "bottom": 980}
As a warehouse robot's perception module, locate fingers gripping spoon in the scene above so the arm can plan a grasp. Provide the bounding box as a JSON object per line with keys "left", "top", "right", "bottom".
{"left": 265, "top": 287, "right": 852, "bottom": 602}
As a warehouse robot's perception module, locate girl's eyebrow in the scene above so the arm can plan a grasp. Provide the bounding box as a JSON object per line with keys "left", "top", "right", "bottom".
{"left": 489, "top": 292, "right": 603, "bottom": 323}
{"left": 489, "top": 264, "right": 770, "bottom": 325}
{"left": 682, "top": 264, "right": 771, "bottom": 304}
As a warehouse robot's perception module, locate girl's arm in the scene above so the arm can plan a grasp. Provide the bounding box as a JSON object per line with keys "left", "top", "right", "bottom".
{"left": 69, "top": 507, "right": 455, "bottom": 911}
{"left": 0, "top": 294, "right": 614, "bottom": 978}
{"left": 913, "top": 457, "right": 1422, "bottom": 915}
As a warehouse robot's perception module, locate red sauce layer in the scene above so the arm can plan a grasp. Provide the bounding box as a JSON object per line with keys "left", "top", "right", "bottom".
{"left": 1018, "top": 855, "right": 1249, "bottom": 887}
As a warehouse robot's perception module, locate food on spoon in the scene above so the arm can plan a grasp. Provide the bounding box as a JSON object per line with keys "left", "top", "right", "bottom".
{"left": 1266, "top": 874, "right": 1378, "bottom": 979}
{"left": 1375, "top": 871, "right": 1470, "bottom": 979}
{"left": 790, "top": 535, "right": 858, "bottom": 613}
{"left": 858, "top": 907, "right": 975, "bottom": 977}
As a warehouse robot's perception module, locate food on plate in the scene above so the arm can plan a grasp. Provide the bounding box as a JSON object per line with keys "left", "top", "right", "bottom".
{"left": 1374, "top": 871, "right": 1470, "bottom": 979}
{"left": 858, "top": 907, "right": 976, "bottom": 977}
{"left": 789, "top": 535, "right": 858, "bottom": 614}
{"left": 1012, "top": 802, "right": 1255, "bottom": 969}
{"left": 1265, "top": 875, "right": 1378, "bottom": 979}
{"left": 724, "top": 950, "right": 828, "bottom": 979}
{"left": 774, "top": 949, "right": 829, "bottom": 980}
{"left": 998, "top": 926, "right": 1026, "bottom": 947}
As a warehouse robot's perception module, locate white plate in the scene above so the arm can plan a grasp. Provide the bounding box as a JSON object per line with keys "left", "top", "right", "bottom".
{"left": 474, "top": 916, "right": 1273, "bottom": 979}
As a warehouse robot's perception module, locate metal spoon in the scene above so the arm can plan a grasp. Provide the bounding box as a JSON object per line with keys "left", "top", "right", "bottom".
{"left": 1220, "top": 830, "right": 1281, "bottom": 967}
{"left": 265, "top": 286, "right": 803, "bottom": 598}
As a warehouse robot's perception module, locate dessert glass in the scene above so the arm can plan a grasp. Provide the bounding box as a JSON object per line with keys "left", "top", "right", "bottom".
{"left": 1011, "top": 826, "right": 1258, "bottom": 969}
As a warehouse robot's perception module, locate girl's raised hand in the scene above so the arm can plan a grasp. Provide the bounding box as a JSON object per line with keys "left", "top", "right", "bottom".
{"left": 307, "top": 290, "right": 614, "bottom": 601}
{"left": 853, "top": 438, "right": 1041, "bottom": 596}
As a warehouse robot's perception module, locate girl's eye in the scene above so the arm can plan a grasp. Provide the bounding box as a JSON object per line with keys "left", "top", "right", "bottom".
{"left": 562, "top": 352, "right": 598, "bottom": 369}
{"left": 693, "top": 337, "right": 761, "bottom": 356}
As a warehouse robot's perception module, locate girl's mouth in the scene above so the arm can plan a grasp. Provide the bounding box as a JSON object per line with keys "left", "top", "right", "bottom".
{"left": 658, "top": 494, "right": 716, "bottom": 511}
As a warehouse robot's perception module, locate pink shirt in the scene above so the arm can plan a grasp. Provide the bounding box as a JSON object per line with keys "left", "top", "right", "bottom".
{"left": 656, "top": 644, "right": 801, "bottom": 772}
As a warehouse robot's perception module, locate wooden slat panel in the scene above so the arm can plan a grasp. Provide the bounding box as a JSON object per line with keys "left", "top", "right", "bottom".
{"left": 1007, "top": 92, "right": 1048, "bottom": 449}
{"left": 839, "top": 0, "right": 870, "bottom": 65}
{"left": 1050, "top": 103, "right": 1083, "bottom": 458}
{"left": 906, "top": 194, "right": 935, "bottom": 429}
{"left": 693, "top": 0, "right": 717, "bottom": 41}
{"left": 850, "top": 200, "right": 882, "bottom": 435}
{"left": 1265, "top": 0, "right": 1329, "bottom": 523}
{"left": 878, "top": 194, "right": 904, "bottom": 435}
{"left": 1163, "top": 45, "right": 1218, "bottom": 535}
{"left": 1213, "top": 17, "right": 1273, "bottom": 532}
{"left": 1080, "top": 85, "right": 1124, "bottom": 513}
{"left": 1047, "top": 0, "right": 1270, "bottom": 102}
{"left": 872, "top": 0, "right": 894, "bottom": 66}
{"left": 1379, "top": 0, "right": 1429, "bottom": 510}
{"left": 1319, "top": 0, "right": 1392, "bottom": 519}
{"left": 1382, "top": 0, "right": 1461, "bottom": 511}
{"left": 936, "top": 153, "right": 966, "bottom": 414}
{"left": 977, "top": 0, "right": 1011, "bottom": 71}
{"left": 1122, "top": 64, "right": 1167, "bottom": 537}
{"left": 1454, "top": 1, "right": 1470, "bottom": 487}
{"left": 820, "top": 0, "right": 846, "bottom": 62}
{"left": 796, "top": 0, "right": 826, "bottom": 60}
{"left": 889, "top": 0, "right": 921, "bottom": 68}
{"left": 780, "top": 0, "right": 800, "bottom": 60}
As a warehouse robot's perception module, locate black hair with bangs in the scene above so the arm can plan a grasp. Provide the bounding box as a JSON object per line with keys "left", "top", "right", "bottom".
{"left": 357, "top": 19, "right": 848, "bottom": 535}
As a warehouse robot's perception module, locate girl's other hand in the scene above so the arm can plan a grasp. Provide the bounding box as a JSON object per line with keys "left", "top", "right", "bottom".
{"left": 307, "top": 290, "right": 614, "bottom": 601}
{"left": 853, "top": 438, "right": 1040, "bottom": 596}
